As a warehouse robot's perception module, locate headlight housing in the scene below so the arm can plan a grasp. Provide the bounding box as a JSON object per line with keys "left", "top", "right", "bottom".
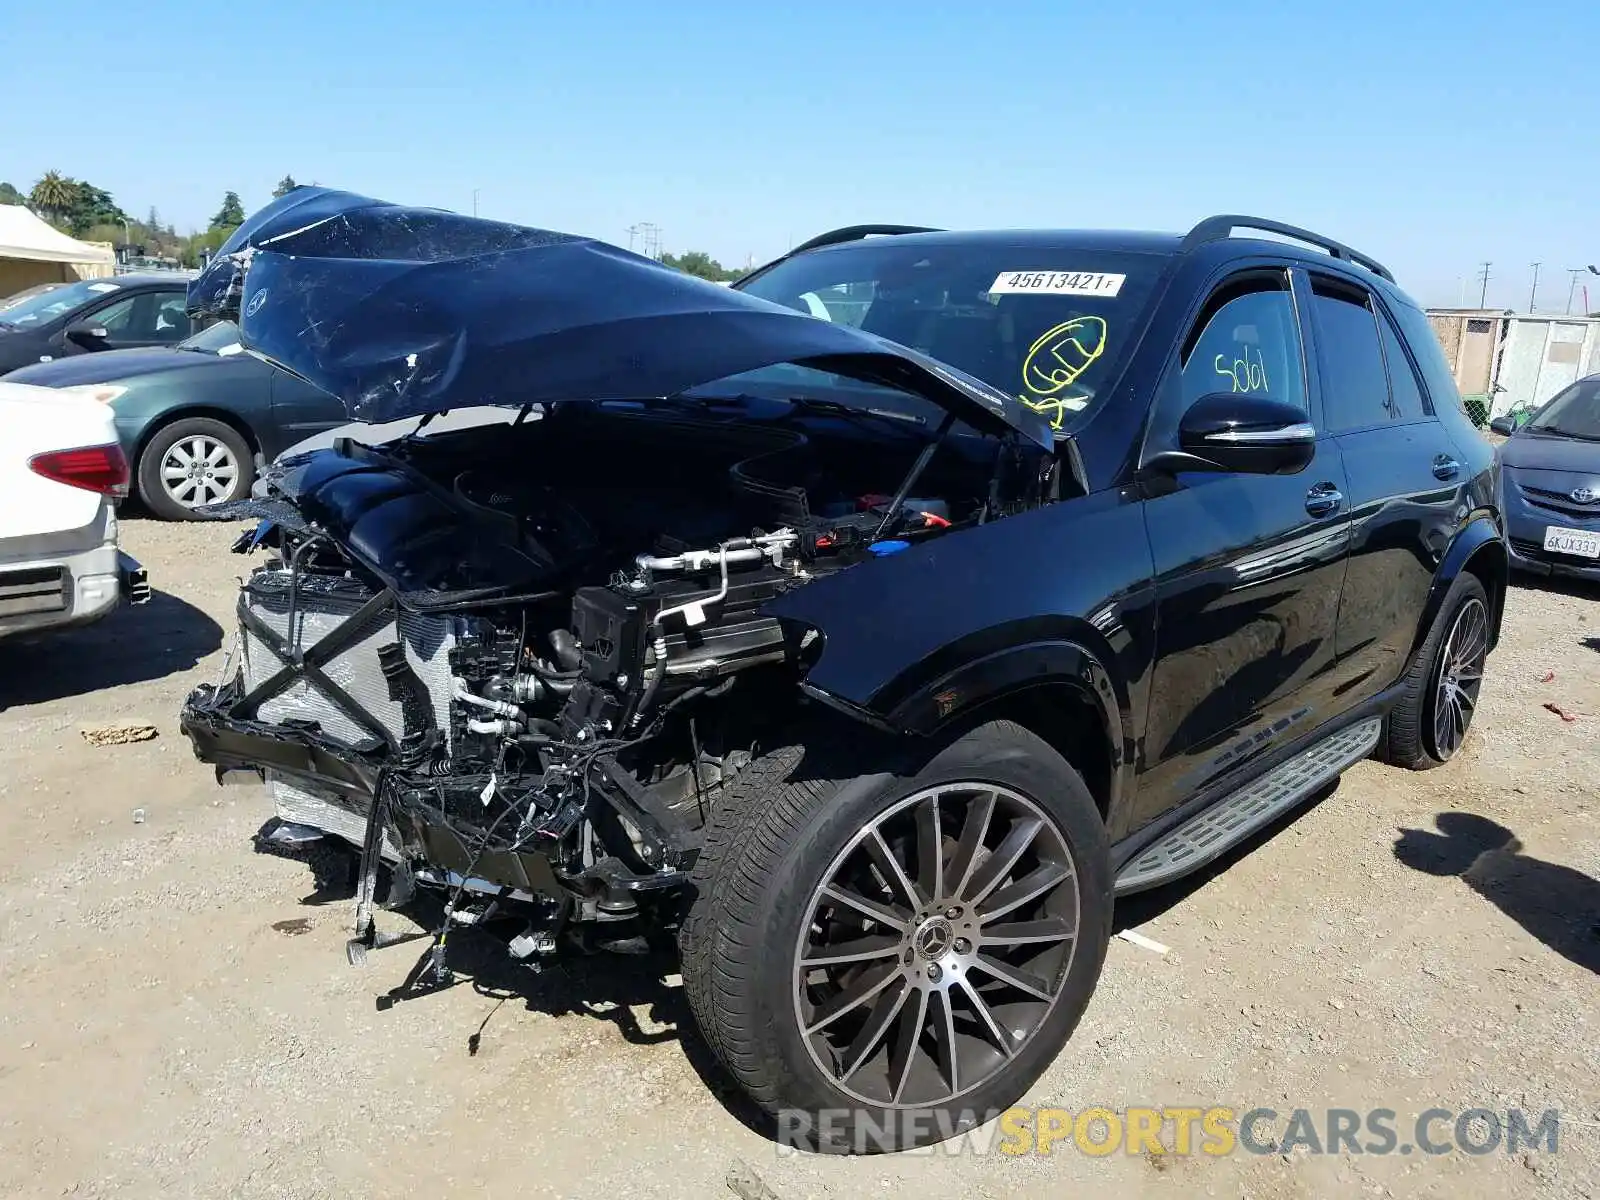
{"left": 57, "top": 383, "right": 127, "bottom": 404}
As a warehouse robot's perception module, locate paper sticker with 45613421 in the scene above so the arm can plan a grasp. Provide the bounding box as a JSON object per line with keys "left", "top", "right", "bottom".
{"left": 1017, "top": 315, "right": 1108, "bottom": 430}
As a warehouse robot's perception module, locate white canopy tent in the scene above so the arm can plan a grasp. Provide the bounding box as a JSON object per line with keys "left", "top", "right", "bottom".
{"left": 0, "top": 205, "right": 116, "bottom": 298}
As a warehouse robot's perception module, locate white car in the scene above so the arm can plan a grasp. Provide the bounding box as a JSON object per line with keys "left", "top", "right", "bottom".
{"left": 0, "top": 381, "right": 148, "bottom": 639}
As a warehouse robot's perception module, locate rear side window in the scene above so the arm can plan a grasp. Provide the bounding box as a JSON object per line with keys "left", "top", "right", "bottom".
{"left": 1310, "top": 279, "right": 1392, "bottom": 432}
{"left": 1389, "top": 301, "right": 1465, "bottom": 413}
{"left": 1179, "top": 274, "right": 1306, "bottom": 411}
{"left": 1377, "top": 308, "right": 1427, "bottom": 418}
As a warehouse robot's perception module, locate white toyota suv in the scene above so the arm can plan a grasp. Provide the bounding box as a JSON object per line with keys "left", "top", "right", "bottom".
{"left": 0, "top": 380, "right": 148, "bottom": 639}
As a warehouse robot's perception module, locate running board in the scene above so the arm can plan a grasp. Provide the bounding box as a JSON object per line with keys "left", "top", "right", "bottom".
{"left": 1114, "top": 717, "right": 1382, "bottom": 895}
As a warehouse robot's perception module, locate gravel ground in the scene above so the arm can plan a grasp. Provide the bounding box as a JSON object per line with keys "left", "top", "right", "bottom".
{"left": 0, "top": 516, "right": 1596, "bottom": 1200}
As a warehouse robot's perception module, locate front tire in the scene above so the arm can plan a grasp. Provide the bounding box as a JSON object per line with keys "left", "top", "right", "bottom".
{"left": 680, "top": 718, "right": 1112, "bottom": 1152}
{"left": 137, "top": 416, "right": 254, "bottom": 521}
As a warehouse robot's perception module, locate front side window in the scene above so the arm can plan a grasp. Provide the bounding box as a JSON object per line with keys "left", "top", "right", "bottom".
{"left": 735, "top": 240, "right": 1166, "bottom": 433}
{"left": 151, "top": 294, "right": 191, "bottom": 341}
{"left": 1179, "top": 275, "right": 1307, "bottom": 411}
{"left": 89, "top": 295, "right": 142, "bottom": 334}
{"left": 1311, "top": 280, "right": 1393, "bottom": 432}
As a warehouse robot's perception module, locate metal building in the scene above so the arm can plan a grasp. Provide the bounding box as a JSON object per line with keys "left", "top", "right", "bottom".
{"left": 1426, "top": 309, "right": 1600, "bottom": 420}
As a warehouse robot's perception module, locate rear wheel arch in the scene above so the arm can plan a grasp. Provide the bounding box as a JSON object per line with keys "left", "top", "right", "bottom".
{"left": 1412, "top": 518, "right": 1506, "bottom": 659}
{"left": 1460, "top": 537, "right": 1508, "bottom": 648}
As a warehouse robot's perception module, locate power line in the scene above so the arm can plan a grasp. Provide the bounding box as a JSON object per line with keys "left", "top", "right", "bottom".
{"left": 626, "top": 222, "right": 660, "bottom": 259}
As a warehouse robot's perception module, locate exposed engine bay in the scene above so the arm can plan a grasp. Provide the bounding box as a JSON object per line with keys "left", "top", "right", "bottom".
{"left": 184, "top": 399, "right": 1047, "bottom": 969}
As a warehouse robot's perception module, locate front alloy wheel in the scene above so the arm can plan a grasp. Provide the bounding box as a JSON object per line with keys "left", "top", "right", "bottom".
{"left": 680, "top": 719, "right": 1113, "bottom": 1153}
{"left": 795, "top": 783, "right": 1080, "bottom": 1108}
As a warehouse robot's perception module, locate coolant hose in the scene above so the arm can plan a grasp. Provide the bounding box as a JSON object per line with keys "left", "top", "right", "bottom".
{"left": 548, "top": 628, "right": 583, "bottom": 672}
{"left": 629, "top": 627, "right": 669, "bottom": 730}
{"left": 453, "top": 679, "right": 526, "bottom": 721}
{"left": 467, "top": 718, "right": 524, "bottom": 736}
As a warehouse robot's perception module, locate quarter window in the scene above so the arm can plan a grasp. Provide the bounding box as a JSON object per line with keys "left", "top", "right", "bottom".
{"left": 1377, "top": 309, "right": 1426, "bottom": 418}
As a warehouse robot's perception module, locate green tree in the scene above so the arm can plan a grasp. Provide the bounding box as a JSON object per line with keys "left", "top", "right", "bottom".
{"left": 272, "top": 175, "right": 300, "bottom": 198}
{"left": 62, "top": 182, "right": 127, "bottom": 236}
{"left": 0, "top": 181, "right": 23, "bottom": 206}
{"left": 83, "top": 223, "right": 129, "bottom": 247}
{"left": 211, "top": 191, "right": 246, "bottom": 229}
{"left": 29, "top": 170, "right": 78, "bottom": 224}
{"left": 660, "top": 249, "right": 739, "bottom": 282}
{"left": 181, "top": 225, "right": 234, "bottom": 268}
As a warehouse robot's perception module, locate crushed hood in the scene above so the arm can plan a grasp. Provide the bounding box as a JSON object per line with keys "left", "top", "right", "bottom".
{"left": 186, "top": 188, "right": 1050, "bottom": 449}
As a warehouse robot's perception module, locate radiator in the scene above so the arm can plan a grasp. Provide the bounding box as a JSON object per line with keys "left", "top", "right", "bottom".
{"left": 238, "top": 568, "right": 463, "bottom": 846}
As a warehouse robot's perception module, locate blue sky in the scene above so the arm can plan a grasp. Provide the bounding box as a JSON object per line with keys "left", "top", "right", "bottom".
{"left": 5, "top": 0, "right": 1595, "bottom": 310}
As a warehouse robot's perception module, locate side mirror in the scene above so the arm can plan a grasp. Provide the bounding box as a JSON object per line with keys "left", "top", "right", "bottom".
{"left": 1488, "top": 415, "right": 1515, "bottom": 436}
{"left": 1163, "top": 393, "right": 1316, "bottom": 475}
{"left": 65, "top": 320, "right": 109, "bottom": 349}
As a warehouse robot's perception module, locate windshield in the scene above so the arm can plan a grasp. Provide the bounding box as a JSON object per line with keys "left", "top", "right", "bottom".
{"left": 0, "top": 278, "right": 120, "bottom": 327}
{"left": 733, "top": 239, "right": 1166, "bottom": 432}
{"left": 179, "top": 320, "right": 243, "bottom": 354}
{"left": 0, "top": 282, "right": 62, "bottom": 314}
{"left": 1528, "top": 378, "right": 1600, "bottom": 440}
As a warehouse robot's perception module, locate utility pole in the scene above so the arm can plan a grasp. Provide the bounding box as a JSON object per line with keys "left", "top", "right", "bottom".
{"left": 1476, "top": 261, "right": 1492, "bottom": 308}
{"left": 472, "top": 189, "right": 480, "bottom": 218}
{"left": 1528, "top": 262, "right": 1540, "bottom": 312}
{"left": 1565, "top": 267, "right": 1598, "bottom": 314}
{"left": 626, "top": 223, "right": 660, "bottom": 258}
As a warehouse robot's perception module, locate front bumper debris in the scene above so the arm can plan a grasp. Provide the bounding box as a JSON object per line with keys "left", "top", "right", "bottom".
{"left": 180, "top": 677, "right": 693, "bottom": 911}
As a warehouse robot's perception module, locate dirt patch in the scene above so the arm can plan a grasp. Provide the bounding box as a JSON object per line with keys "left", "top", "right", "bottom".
{"left": 0, "top": 517, "right": 1595, "bottom": 1199}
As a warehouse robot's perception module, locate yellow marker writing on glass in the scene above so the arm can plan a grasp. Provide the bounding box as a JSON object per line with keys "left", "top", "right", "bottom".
{"left": 1020, "top": 315, "right": 1107, "bottom": 429}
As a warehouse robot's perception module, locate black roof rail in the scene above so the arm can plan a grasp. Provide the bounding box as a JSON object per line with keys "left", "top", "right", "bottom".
{"left": 1182, "top": 214, "right": 1394, "bottom": 283}
{"left": 786, "top": 224, "right": 942, "bottom": 256}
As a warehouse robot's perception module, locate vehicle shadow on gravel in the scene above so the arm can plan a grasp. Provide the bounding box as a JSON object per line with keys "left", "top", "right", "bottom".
{"left": 397, "top": 924, "right": 774, "bottom": 1137}
{"left": 265, "top": 841, "right": 776, "bottom": 1138}
{"left": 1510, "top": 573, "right": 1600, "bottom": 603}
{"left": 1393, "top": 812, "right": 1599, "bottom": 975}
{"left": 1111, "top": 779, "right": 1342, "bottom": 933}
{"left": 0, "top": 589, "right": 223, "bottom": 710}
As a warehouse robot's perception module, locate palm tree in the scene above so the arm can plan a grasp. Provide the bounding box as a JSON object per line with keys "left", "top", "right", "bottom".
{"left": 29, "top": 171, "right": 77, "bottom": 225}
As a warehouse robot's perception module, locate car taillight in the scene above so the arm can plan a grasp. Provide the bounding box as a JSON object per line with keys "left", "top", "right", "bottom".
{"left": 28, "top": 443, "right": 131, "bottom": 499}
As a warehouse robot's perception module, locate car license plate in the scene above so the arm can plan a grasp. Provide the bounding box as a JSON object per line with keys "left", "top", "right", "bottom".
{"left": 1544, "top": 525, "right": 1600, "bottom": 558}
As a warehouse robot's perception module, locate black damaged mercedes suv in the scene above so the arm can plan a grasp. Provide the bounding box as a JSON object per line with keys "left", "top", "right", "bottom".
{"left": 178, "top": 190, "right": 1503, "bottom": 1152}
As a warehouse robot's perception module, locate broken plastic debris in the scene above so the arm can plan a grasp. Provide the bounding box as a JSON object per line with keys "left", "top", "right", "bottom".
{"left": 1542, "top": 702, "right": 1578, "bottom": 723}
{"left": 725, "top": 1160, "right": 782, "bottom": 1200}
{"left": 132, "top": 808, "right": 146, "bottom": 824}
{"left": 1115, "top": 929, "right": 1170, "bottom": 955}
{"left": 1540, "top": 671, "right": 1555, "bottom": 683}
{"left": 80, "top": 724, "right": 158, "bottom": 746}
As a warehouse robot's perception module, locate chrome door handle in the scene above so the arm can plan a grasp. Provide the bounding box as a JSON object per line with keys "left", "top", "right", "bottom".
{"left": 1305, "top": 483, "right": 1343, "bottom": 517}
{"left": 1432, "top": 455, "right": 1462, "bottom": 481}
